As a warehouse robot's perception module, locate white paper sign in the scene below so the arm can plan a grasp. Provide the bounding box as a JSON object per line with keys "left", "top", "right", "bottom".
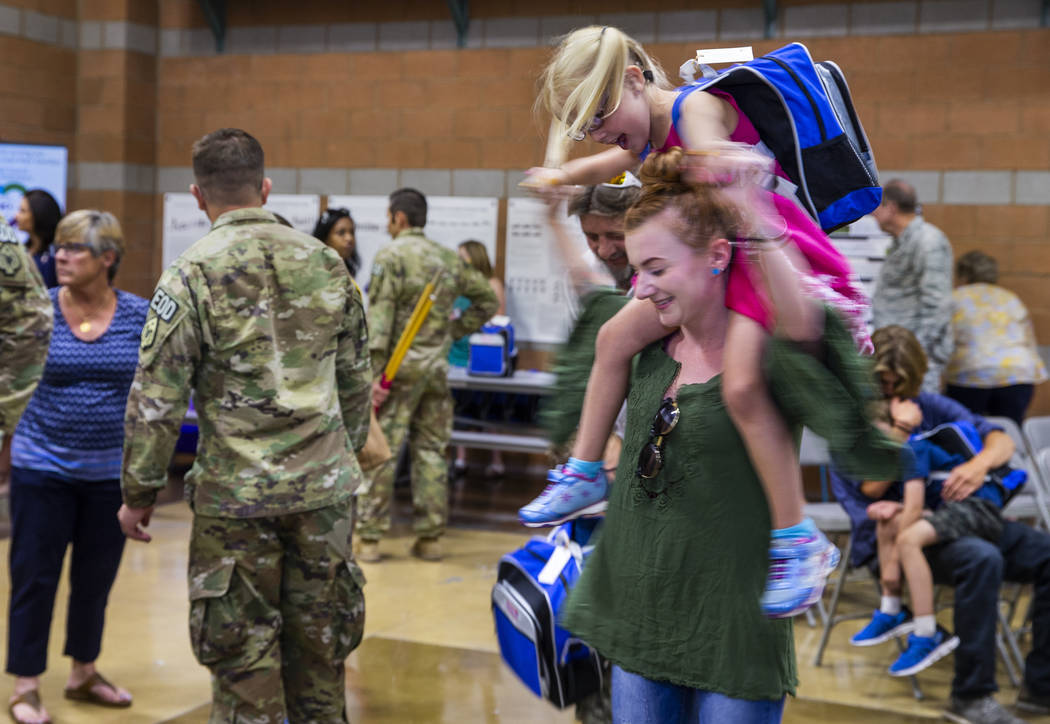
{"left": 0, "top": 143, "right": 68, "bottom": 243}
{"left": 504, "top": 197, "right": 591, "bottom": 344}
{"left": 161, "top": 193, "right": 320, "bottom": 272}
{"left": 327, "top": 195, "right": 499, "bottom": 291}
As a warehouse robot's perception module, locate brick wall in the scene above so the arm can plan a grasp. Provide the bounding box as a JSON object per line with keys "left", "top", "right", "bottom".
{"left": 2, "top": 0, "right": 1048, "bottom": 410}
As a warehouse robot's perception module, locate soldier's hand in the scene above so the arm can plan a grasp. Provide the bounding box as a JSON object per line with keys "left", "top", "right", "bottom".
{"left": 372, "top": 379, "right": 390, "bottom": 408}
{"left": 118, "top": 503, "right": 154, "bottom": 542}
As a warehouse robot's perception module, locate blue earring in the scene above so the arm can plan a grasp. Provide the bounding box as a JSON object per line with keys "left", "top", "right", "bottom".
{"left": 711, "top": 268, "right": 721, "bottom": 276}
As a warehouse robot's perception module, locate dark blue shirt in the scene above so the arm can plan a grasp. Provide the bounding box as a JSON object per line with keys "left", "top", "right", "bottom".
{"left": 12, "top": 288, "right": 148, "bottom": 480}
{"left": 831, "top": 392, "right": 1003, "bottom": 567}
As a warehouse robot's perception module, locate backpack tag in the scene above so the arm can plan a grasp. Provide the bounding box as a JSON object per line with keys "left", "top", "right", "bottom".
{"left": 696, "top": 46, "right": 754, "bottom": 65}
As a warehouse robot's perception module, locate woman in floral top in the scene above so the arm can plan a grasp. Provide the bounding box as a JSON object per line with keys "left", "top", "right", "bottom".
{"left": 945, "top": 250, "right": 1047, "bottom": 426}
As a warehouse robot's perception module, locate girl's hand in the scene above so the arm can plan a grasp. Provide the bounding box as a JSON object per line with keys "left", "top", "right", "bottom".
{"left": 520, "top": 167, "right": 573, "bottom": 200}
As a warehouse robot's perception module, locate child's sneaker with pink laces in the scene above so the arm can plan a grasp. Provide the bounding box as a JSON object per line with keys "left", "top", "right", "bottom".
{"left": 518, "top": 464, "right": 608, "bottom": 527}
{"left": 760, "top": 519, "right": 839, "bottom": 618}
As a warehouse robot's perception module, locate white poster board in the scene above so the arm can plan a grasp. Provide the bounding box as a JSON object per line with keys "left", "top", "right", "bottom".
{"left": 504, "top": 197, "right": 592, "bottom": 345}
{"left": 0, "top": 143, "right": 68, "bottom": 243}
{"left": 161, "top": 193, "right": 320, "bottom": 272}
{"left": 327, "top": 195, "right": 499, "bottom": 289}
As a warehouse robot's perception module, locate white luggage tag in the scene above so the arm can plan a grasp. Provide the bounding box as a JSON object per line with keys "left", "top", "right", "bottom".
{"left": 679, "top": 46, "right": 754, "bottom": 82}
{"left": 537, "top": 529, "right": 584, "bottom": 585}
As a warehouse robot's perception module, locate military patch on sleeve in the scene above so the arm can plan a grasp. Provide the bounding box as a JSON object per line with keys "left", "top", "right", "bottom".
{"left": 140, "top": 316, "right": 159, "bottom": 350}
{"left": 149, "top": 287, "right": 180, "bottom": 321}
{"left": 0, "top": 244, "right": 22, "bottom": 277}
{"left": 0, "top": 221, "right": 18, "bottom": 244}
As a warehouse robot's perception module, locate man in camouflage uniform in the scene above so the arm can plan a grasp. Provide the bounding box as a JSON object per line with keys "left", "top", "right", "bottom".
{"left": 118, "top": 129, "right": 371, "bottom": 723}
{"left": 871, "top": 178, "right": 954, "bottom": 393}
{"left": 356, "top": 188, "right": 497, "bottom": 563}
{"left": 0, "top": 216, "right": 53, "bottom": 486}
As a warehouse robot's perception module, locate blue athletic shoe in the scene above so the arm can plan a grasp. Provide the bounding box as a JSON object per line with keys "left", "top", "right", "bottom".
{"left": 888, "top": 628, "right": 960, "bottom": 677}
{"left": 850, "top": 608, "right": 915, "bottom": 647}
{"left": 760, "top": 525, "right": 840, "bottom": 618}
{"left": 518, "top": 465, "right": 608, "bottom": 527}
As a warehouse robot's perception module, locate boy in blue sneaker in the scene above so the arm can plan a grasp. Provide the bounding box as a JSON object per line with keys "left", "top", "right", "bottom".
{"left": 853, "top": 397, "right": 1024, "bottom": 677}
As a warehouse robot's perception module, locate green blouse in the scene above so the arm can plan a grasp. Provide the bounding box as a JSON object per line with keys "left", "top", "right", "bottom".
{"left": 561, "top": 308, "right": 900, "bottom": 700}
{"left": 561, "top": 338, "right": 798, "bottom": 700}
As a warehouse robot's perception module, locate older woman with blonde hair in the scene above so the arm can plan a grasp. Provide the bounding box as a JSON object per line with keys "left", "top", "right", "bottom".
{"left": 945, "top": 250, "right": 1047, "bottom": 426}
{"left": 4, "top": 210, "right": 148, "bottom": 724}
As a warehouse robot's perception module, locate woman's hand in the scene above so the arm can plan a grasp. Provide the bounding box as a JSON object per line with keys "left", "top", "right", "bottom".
{"left": 685, "top": 143, "right": 785, "bottom": 241}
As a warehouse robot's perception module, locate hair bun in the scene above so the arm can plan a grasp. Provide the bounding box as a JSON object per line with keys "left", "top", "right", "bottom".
{"left": 638, "top": 146, "right": 687, "bottom": 188}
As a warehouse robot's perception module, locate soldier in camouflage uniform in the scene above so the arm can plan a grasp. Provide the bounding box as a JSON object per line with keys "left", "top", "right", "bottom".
{"left": 0, "top": 215, "right": 52, "bottom": 472}
{"left": 118, "top": 129, "right": 370, "bottom": 724}
{"left": 356, "top": 188, "right": 498, "bottom": 562}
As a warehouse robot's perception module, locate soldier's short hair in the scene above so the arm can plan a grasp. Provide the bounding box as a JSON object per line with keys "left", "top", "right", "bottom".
{"left": 55, "top": 209, "right": 124, "bottom": 283}
{"left": 192, "top": 128, "right": 265, "bottom": 205}
{"left": 956, "top": 250, "right": 998, "bottom": 285}
{"left": 389, "top": 188, "right": 427, "bottom": 228}
{"left": 882, "top": 179, "right": 917, "bottom": 215}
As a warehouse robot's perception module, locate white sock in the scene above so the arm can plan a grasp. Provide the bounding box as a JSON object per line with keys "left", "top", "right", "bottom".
{"left": 913, "top": 614, "right": 936, "bottom": 638}
{"left": 880, "top": 596, "right": 902, "bottom": 615}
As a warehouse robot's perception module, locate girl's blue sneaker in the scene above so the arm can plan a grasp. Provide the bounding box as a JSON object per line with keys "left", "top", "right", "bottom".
{"left": 518, "top": 465, "right": 608, "bottom": 527}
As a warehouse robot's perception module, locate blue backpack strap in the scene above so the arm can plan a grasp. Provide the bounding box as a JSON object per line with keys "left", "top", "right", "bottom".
{"left": 671, "top": 84, "right": 705, "bottom": 131}
{"left": 642, "top": 85, "right": 707, "bottom": 161}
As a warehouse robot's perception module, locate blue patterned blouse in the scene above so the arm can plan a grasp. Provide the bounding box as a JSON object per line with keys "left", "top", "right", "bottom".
{"left": 12, "top": 288, "right": 148, "bottom": 480}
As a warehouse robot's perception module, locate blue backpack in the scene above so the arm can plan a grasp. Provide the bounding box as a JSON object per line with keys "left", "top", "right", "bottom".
{"left": 680, "top": 42, "right": 880, "bottom": 232}
{"left": 491, "top": 520, "right": 603, "bottom": 708}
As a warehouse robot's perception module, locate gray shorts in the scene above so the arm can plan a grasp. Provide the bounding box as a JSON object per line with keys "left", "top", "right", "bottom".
{"left": 927, "top": 497, "right": 1003, "bottom": 544}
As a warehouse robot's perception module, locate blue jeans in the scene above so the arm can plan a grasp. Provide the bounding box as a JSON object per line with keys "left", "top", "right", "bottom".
{"left": 925, "top": 520, "right": 1050, "bottom": 699}
{"left": 611, "top": 666, "right": 785, "bottom": 724}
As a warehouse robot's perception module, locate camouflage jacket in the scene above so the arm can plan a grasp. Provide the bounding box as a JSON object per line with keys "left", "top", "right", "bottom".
{"left": 872, "top": 216, "right": 954, "bottom": 365}
{"left": 122, "top": 208, "right": 372, "bottom": 517}
{"left": 367, "top": 228, "right": 497, "bottom": 383}
{"left": 0, "top": 217, "right": 53, "bottom": 435}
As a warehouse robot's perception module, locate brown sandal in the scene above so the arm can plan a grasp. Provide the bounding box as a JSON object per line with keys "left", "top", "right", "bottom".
{"left": 63, "top": 672, "right": 131, "bottom": 708}
{"left": 8, "top": 689, "right": 51, "bottom": 724}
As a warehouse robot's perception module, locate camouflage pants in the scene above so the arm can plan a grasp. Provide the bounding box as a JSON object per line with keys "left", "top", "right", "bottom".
{"left": 188, "top": 503, "right": 366, "bottom": 724}
{"left": 356, "top": 372, "right": 451, "bottom": 541}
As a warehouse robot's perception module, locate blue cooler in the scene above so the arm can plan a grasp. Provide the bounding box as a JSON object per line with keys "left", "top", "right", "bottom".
{"left": 468, "top": 315, "right": 517, "bottom": 377}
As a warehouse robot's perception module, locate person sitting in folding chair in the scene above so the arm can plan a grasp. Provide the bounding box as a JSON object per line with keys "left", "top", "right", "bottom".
{"left": 831, "top": 325, "right": 1050, "bottom": 724}
{"left": 853, "top": 400, "right": 1026, "bottom": 678}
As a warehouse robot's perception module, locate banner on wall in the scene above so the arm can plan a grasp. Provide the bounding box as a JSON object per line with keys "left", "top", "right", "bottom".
{"left": 161, "top": 193, "right": 320, "bottom": 271}
{"left": 0, "top": 143, "right": 68, "bottom": 243}
{"left": 326, "top": 195, "right": 499, "bottom": 291}
{"left": 504, "top": 197, "right": 592, "bottom": 345}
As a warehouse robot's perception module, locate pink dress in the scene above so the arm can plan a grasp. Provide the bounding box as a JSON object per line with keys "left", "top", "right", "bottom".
{"left": 643, "top": 87, "right": 873, "bottom": 354}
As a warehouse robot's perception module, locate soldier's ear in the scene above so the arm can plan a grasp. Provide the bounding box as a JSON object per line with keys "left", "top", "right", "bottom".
{"left": 260, "top": 177, "right": 273, "bottom": 206}
{"left": 190, "top": 184, "right": 207, "bottom": 212}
